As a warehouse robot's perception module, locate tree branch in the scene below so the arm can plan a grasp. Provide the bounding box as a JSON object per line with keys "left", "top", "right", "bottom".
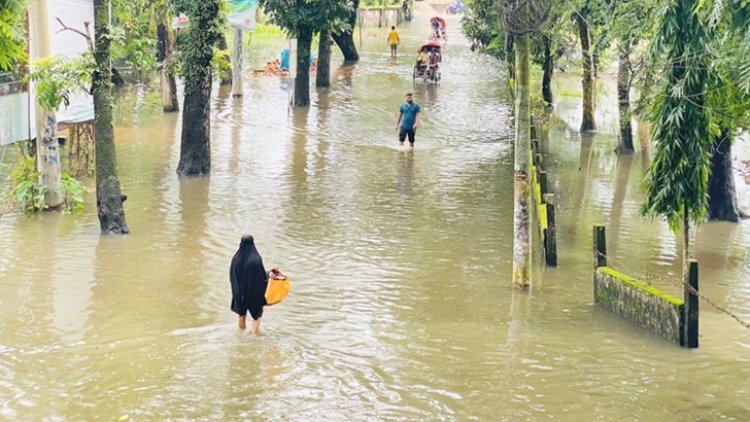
{"left": 55, "top": 18, "right": 94, "bottom": 53}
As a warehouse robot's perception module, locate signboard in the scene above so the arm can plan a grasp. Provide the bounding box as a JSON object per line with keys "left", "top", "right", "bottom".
{"left": 227, "top": 0, "right": 258, "bottom": 32}
{"left": 172, "top": 1, "right": 258, "bottom": 32}
{"left": 0, "top": 90, "right": 31, "bottom": 146}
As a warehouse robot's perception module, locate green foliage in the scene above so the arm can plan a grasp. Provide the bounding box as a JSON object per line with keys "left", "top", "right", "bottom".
{"left": 173, "top": 0, "right": 223, "bottom": 88}
{"left": 59, "top": 172, "right": 86, "bottom": 213}
{"left": 9, "top": 153, "right": 86, "bottom": 213}
{"left": 641, "top": 0, "right": 714, "bottom": 230}
{"left": 253, "top": 22, "right": 285, "bottom": 36}
{"left": 0, "top": 0, "right": 27, "bottom": 71}
{"left": 111, "top": 0, "right": 159, "bottom": 80}
{"left": 10, "top": 154, "right": 47, "bottom": 212}
{"left": 212, "top": 48, "right": 232, "bottom": 81}
{"left": 11, "top": 175, "right": 49, "bottom": 212}
{"left": 699, "top": 0, "right": 750, "bottom": 127}
{"left": 26, "top": 55, "right": 94, "bottom": 111}
{"left": 462, "top": 0, "right": 506, "bottom": 58}
{"left": 260, "top": 0, "right": 353, "bottom": 36}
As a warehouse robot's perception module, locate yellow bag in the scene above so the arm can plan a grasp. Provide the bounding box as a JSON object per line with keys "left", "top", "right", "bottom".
{"left": 265, "top": 271, "right": 290, "bottom": 306}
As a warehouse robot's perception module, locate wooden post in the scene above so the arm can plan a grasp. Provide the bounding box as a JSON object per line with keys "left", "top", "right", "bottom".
{"left": 682, "top": 260, "right": 699, "bottom": 348}
{"left": 531, "top": 123, "right": 538, "bottom": 140}
{"left": 538, "top": 171, "right": 548, "bottom": 197}
{"left": 544, "top": 193, "right": 557, "bottom": 266}
{"left": 535, "top": 153, "right": 543, "bottom": 170}
{"left": 594, "top": 225, "right": 607, "bottom": 268}
{"left": 531, "top": 139, "right": 540, "bottom": 153}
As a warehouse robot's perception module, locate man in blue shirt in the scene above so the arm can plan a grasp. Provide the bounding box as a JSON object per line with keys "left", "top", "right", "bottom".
{"left": 396, "top": 92, "right": 421, "bottom": 148}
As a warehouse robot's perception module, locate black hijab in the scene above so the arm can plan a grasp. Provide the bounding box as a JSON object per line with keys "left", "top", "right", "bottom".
{"left": 229, "top": 235, "right": 268, "bottom": 310}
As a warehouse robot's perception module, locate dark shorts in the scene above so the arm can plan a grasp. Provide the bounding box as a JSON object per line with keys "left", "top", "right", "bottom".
{"left": 231, "top": 297, "right": 266, "bottom": 320}
{"left": 390, "top": 44, "right": 398, "bottom": 53}
{"left": 399, "top": 127, "right": 416, "bottom": 144}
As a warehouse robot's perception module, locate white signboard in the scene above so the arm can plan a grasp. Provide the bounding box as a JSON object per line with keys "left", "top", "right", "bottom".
{"left": 0, "top": 91, "right": 31, "bottom": 146}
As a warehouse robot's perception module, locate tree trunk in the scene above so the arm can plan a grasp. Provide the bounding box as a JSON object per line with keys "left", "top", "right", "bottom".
{"left": 217, "top": 32, "right": 232, "bottom": 86}
{"left": 177, "top": 0, "right": 220, "bottom": 176}
{"left": 161, "top": 70, "right": 179, "bottom": 112}
{"left": 708, "top": 128, "right": 742, "bottom": 221}
{"left": 156, "top": 20, "right": 168, "bottom": 63}
{"left": 316, "top": 30, "right": 332, "bottom": 88}
{"left": 576, "top": 15, "right": 596, "bottom": 132}
{"left": 159, "top": 12, "right": 179, "bottom": 112}
{"left": 178, "top": 73, "right": 212, "bottom": 175}
{"left": 332, "top": 31, "right": 359, "bottom": 62}
{"left": 93, "top": 0, "right": 129, "bottom": 234}
{"left": 615, "top": 42, "right": 634, "bottom": 154}
{"left": 512, "top": 33, "right": 531, "bottom": 290}
{"left": 505, "top": 34, "right": 515, "bottom": 80}
{"left": 294, "top": 27, "right": 313, "bottom": 107}
{"left": 332, "top": 0, "right": 360, "bottom": 62}
{"left": 542, "top": 35, "right": 553, "bottom": 107}
{"left": 231, "top": 28, "right": 243, "bottom": 97}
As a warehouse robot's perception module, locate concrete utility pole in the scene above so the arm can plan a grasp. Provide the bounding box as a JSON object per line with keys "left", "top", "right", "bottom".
{"left": 29, "top": 0, "right": 63, "bottom": 209}
{"left": 231, "top": 27, "right": 243, "bottom": 97}
{"left": 512, "top": 32, "right": 532, "bottom": 289}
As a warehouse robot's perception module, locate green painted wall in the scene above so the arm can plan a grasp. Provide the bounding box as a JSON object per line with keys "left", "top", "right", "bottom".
{"left": 595, "top": 267, "right": 684, "bottom": 344}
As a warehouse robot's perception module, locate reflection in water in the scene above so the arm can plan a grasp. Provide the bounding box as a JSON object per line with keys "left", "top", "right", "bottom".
{"left": 607, "top": 154, "right": 633, "bottom": 254}
{"left": 637, "top": 118, "right": 653, "bottom": 169}
{"left": 396, "top": 149, "right": 416, "bottom": 197}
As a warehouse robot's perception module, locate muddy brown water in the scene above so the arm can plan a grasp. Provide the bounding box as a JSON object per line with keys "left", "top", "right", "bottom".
{"left": 1, "top": 7, "right": 749, "bottom": 421}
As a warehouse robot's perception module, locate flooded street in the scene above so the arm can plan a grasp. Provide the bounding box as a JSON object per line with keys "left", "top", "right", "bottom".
{"left": 1, "top": 8, "right": 750, "bottom": 421}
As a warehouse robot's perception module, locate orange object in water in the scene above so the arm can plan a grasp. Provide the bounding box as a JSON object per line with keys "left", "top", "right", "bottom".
{"left": 265, "top": 270, "right": 290, "bottom": 306}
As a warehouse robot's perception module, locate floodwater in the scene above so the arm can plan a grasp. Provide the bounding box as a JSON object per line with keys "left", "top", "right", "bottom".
{"left": 2, "top": 7, "right": 750, "bottom": 421}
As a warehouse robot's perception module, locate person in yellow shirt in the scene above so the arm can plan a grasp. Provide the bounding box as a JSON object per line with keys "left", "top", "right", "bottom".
{"left": 416, "top": 49, "right": 428, "bottom": 72}
{"left": 387, "top": 26, "right": 400, "bottom": 58}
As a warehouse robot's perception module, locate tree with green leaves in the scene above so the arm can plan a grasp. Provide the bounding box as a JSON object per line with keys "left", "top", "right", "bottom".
{"left": 599, "top": 0, "right": 657, "bottom": 154}
{"left": 0, "top": 0, "right": 27, "bottom": 71}
{"left": 316, "top": 31, "right": 333, "bottom": 88}
{"left": 111, "top": 0, "right": 158, "bottom": 82}
{"left": 93, "top": 0, "right": 130, "bottom": 234}
{"left": 698, "top": 0, "right": 750, "bottom": 221}
{"left": 462, "top": 0, "right": 511, "bottom": 73}
{"left": 155, "top": 1, "right": 179, "bottom": 112}
{"left": 173, "top": 0, "right": 222, "bottom": 175}
{"left": 261, "top": 0, "right": 351, "bottom": 107}
{"left": 332, "top": 0, "right": 360, "bottom": 62}
{"left": 642, "top": 0, "right": 713, "bottom": 278}
{"left": 531, "top": 4, "right": 569, "bottom": 108}
{"left": 572, "top": 0, "right": 596, "bottom": 131}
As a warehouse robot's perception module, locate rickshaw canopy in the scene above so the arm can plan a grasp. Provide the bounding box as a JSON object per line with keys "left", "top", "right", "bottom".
{"left": 420, "top": 42, "right": 442, "bottom": 52}
{"left": 430, "top": 16, "right": 446, "bottom": 27}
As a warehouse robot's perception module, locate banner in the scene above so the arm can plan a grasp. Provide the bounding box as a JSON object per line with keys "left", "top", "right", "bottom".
{"left": 0, "top": 91, "right": 30, "bottom": 146}
{"left": 227, "top": 0, "right": 258, "bottom": 32}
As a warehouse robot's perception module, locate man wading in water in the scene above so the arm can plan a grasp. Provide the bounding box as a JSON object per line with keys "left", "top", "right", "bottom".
{"left": 396, "top": 92, "right": 421, "bottom": 148}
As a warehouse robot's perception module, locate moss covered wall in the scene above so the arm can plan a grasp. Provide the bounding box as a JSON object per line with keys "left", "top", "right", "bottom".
{"left": 595, "top": 267, "right": 684, "bottom": 344}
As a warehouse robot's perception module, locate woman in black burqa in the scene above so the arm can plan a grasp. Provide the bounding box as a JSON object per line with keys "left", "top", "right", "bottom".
{"left": 230, "top": 235, "right": 271, "bottom": 335}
